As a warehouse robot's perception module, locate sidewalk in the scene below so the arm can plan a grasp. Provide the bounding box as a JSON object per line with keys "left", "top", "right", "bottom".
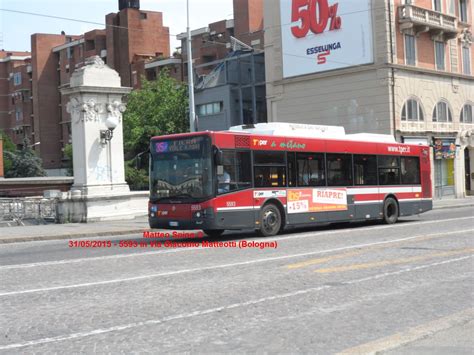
{"left": 1, "top": 197, "right": 473, "bottom": 244}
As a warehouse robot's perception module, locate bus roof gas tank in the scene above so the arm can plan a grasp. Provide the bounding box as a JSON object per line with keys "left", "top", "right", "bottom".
{"left": 228, "top": 123, "right": 396, "bottom": 143}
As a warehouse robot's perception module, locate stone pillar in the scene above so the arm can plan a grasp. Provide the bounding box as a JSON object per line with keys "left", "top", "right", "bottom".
{"left": 57, "top": 56, "right": 148, "bottom": 223}
{"left": 61, "top": 56, "right": 131, "bottom": 197}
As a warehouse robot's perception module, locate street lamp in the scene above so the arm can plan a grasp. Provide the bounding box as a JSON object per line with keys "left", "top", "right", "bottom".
{"left": 186, "top": 0, "right": 196, "bottom": 132}
{"left": 100, "top": 115, "right": 118, "bottom": 145}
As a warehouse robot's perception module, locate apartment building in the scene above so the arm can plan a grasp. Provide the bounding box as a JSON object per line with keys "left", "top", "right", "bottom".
{"left": 144, "top": 0, "right": 264, "bottom": 81}
{"left": 0, "top": 51, "right": 32, "bottom": 147}
{"left": 264, "top": 0, "right": 473, "bottom": 198}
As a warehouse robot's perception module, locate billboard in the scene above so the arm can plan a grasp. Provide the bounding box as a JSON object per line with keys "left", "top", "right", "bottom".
{"left": 280, "top": 0, "right": 374, "bottom": 78}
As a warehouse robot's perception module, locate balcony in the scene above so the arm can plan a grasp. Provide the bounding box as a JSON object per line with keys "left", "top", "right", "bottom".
{"left": 398, "top": 4, "right": 458, "bottom": 40}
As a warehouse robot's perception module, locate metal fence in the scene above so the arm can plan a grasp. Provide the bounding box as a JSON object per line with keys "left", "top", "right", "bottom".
{"left": 0, "top": 198, "right": 58, "bottom": 226}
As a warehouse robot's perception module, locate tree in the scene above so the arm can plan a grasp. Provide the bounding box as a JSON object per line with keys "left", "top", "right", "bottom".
{"left": 123, "top": 71, "right": 188, "bottom": 158}
{"left": 4, "top": 137, "right": 46, "bottom": 178}
{"left": 1, "top": 130, "right": 16, "bottom": 174}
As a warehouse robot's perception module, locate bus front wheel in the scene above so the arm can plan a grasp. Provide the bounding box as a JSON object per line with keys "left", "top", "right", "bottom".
{"left": 257, "top": 203, "right": 282, "bottom": 237}
{"left": 383, "top": 197, "right": 399, "bottom": 224}
{"left": 203, "top": 229, "right": 224, "bottom": 238}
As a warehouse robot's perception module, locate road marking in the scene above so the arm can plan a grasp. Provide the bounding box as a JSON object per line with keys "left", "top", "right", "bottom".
{"left": 285, "top": 230, "right": 460, "bottom": 270}
{"left": 0, "top": 255, "right": 471, "bottom": 351}
{"left": 0, "top": 229, "right": 472, "bottom": 297}
{"left": 0, "top": 216, "right": 472, "bottom": 271}
{"left": 338, "top": 308, "right": 474, "bottom": 354}
{"left": 315, "top": 248, "right": 474, "bottom": 273}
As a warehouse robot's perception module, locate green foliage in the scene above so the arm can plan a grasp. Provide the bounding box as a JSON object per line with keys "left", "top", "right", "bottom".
{"left": 123, "top": 71, "right": 188, "bottom": 157}
{"left": 4, "top": 137, "right": 46, "bottom": 178}
{"left": 63, "top": 143, "right": 73, "bottom": 176}
{"left": 1, "top": 131, "right": 16, "bottom": 173}
{"left": 125, "top": 163, "right": 149, "bottom": 191}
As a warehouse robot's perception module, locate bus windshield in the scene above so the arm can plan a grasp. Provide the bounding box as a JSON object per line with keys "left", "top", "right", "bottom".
{"left": 150, "top": 136, "right": 213, "bottom": 202}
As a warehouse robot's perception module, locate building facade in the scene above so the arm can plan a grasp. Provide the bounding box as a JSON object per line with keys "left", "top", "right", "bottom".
{"left": 0, "top": 51, "right": 32, "bottom": 148}
{"left": 264, "top": 0, "right": 473, "bottom": 198}
{"left": 194, "top": 51, "right": 267, "bottom": 130}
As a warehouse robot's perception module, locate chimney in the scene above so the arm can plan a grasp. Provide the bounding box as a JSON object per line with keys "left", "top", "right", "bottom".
{"left": 119, "top": 0, "right": 140, "bottom": 11}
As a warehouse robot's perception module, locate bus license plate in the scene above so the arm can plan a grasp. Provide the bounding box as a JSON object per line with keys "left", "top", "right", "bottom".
{"left": 169, "top": 221, "right": 179, "bottom": 227}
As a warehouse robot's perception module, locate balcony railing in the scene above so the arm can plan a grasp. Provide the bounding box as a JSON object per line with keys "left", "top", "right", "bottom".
{"left": 398, "top": 4, "right": 458, "bottom": 40}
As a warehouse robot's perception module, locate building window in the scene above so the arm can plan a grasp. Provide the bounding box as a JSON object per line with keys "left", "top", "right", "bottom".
{"left": 140, "top": 12, "right": 147, "bottom": 20}
{"left": 460, "top": 103, "right": 473, "bottom": 123}
{"left": 197, "top": 102, "right": 223, "bottom": 116}
{"left": 405, "top": 34, "right": 416, "bottom": 65}
{"left": 459, "top": 0, "right": 468, "bottom": 22}
{"left": 433, "top": 0, "right": 442, "bottom": 11}
{"left": 401, "top": 98, "right": 424, "bottom": 121}
{"left": 13, "top": 72, "right": 22, "bottom": 86}
{"left": 67, "top": 47, "right": 73, "bottom": 59}
{"left": 15, "top": 107, "right": 23, "bottom": 121}
{"left": 432, "top": 101, "right": 453, "bottom": 122}
{"left": 462, "top": 46, "right": 471, "bottom": 75}
{"left": 132, "top": 71, "right": 138, "bottom": 86}
{"left": 449, "top": 0, "right": 455, "bottom": 14}
{"left": 435, "top": 41, "right": 445, "bottom": 70}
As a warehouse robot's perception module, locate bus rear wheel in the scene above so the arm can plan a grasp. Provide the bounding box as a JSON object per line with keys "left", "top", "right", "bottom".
{"left": 383, "top": 197, "right": 399, "bottom": 224}
{"left": 203, "top": 229, "right": 224, "bottom": 238}
{"left": 257, "top": 203, "right": 282, "bottom": 237}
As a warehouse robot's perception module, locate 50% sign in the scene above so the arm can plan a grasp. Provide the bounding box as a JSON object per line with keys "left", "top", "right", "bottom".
{"left": 291, "top": 0, "right": 342, "bottom": 38}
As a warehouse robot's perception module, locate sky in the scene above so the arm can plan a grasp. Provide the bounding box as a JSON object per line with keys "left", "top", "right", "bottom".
{"left": 0, "top": 0, "right": 234, "bottom": 52}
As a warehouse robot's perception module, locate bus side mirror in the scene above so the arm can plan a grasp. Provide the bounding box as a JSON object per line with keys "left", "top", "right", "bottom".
{"left": 214, "top": 147, "right": 223, "bottom": 165}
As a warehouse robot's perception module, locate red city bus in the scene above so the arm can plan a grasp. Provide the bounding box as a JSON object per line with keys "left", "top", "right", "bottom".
{"left": 148, "top": 123, "right": 432, "bottom": 237}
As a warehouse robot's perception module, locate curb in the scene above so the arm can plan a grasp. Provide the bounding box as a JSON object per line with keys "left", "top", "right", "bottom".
{"left": 433, "top": 202, "right": 474, "bottom": 210}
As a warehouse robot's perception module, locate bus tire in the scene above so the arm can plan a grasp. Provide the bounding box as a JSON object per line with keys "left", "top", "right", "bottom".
{"left": 383, "top": 197, "right": 399, "bottom": 224}
{"left": 203, "top": 229, "right": 224, "bottom": 238}
{"left": 149, "top": 219, "right": 160, "bottom": 229}
{"left": 257, "top": 203, "right": 282, "bottom": 237}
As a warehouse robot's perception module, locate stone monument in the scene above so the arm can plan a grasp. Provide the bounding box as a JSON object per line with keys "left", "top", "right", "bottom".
{"left": 58, "top": 56, "right": 148, "bottom": 222}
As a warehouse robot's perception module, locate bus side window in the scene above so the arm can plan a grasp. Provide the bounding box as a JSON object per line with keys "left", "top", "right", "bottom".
{"left": 296, "top": 153, "right": 325, "bottom": 187}
{"left": 327, "top": 154, "right": 353, "bottom": 186}
{"left": 401, "top": 157, "right": 420, "bottom": 184}
{"left": 218, "top": 150, "right": 252, "bottom": 194}
{"left": 378, "top": 155, "right": 400, "bottom": 185}
{"left": 354, "top": 155, "right": 377, "bottom": 185}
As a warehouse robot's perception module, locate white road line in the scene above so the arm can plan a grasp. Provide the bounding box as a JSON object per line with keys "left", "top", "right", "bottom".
{"left": 0, "top": 255, "right": 471, "bottom": 351}
{"left": 0, "top": 229, "right": 472, "bottom": 297}
{"left": 338, "top": 308, "right": 474, "bottom": 354}
{"left": 0, "top": 216, "right": 472, "bottom": 271}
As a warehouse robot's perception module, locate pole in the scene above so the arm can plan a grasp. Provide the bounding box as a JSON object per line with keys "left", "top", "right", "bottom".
{"left": 186, "top": 0, "right": 196, "bottom": 132}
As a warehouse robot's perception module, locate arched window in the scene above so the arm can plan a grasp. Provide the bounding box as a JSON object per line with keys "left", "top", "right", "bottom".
{"left": 460, "top": 103, "right": 473, "bottom": 123}
{"left": 401, "top": 98, "right": 424, "bottom": 121}
{"left": 432, "top": 101, "right": 453, "bottom": 122}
